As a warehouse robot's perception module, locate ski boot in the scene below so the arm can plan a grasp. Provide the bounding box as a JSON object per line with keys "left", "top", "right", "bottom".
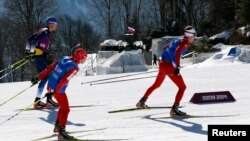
{"left": 33, "top": 97, "right": 46, "bottom": 109}
{"left": 46, "top": 93, "right": 59, "bottom": 108}
{"left": 136, "top": 97, "right": 148, "bottom": 108}
{"left": 54, "top": 120, "right": 59, "bottom": 133}
{"left": 170, "top": 104, "right": 187, "bottom": 117}
{"left": 58, "top": 126, "right": 75, "bottom": 140}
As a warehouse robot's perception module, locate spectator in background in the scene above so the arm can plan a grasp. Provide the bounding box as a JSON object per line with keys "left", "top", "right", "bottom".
{"left": 153, "top": 54, "right": 158, "bottom": 66}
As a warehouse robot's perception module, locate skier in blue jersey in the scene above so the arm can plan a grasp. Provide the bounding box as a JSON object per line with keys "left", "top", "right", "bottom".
{"left": 25, "top": 17, "right": 58, "bottom": 108}
{"left": 31, "top": 48, "right": 87, "bottom": 140}
{"left": 136, "top": 25, "right": 197, "bottom": 117}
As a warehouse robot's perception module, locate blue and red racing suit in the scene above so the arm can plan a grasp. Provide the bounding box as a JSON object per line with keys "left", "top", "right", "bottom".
{"left": 142, "top": 36, "right": 190, "bottom": 105}
{"left": 38, "top": 56, "right": 79, "bottom": 127}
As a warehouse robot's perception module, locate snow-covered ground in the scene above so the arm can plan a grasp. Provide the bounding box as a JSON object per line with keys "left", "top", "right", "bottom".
{"left": 1, "top": 46, "right": 250, "bottom": 141}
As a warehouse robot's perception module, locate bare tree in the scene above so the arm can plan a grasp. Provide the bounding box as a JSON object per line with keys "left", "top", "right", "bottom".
{"left": 192, "top": 0, "right": 209, "bottom": 30}
{"left": 57, "top": 15, "right": 101, "bottom": 55}
{"left": 157, "top": 0, "right": 170, "bottom": 29}
{"left": 135, "top": 0, "right": 142, "bottom": 24}
{"left": 0, "top": 17, "right": 11, "bottom": 82}
{"left": 2, "top": 0, "right": 57, "bottom": 81}
{"left": 118, "top": 0, "right": 132, "bottom": 31}
{"left": 139, "top": 0, "right": 160, "bottom": 33}
{"left": 180, "top": 0, "right": 193, "bottom": 25}
{"left": 4, "top": 0, "right": 57, "bottom": 37}
{"left": 146, "top": 0, "right": 175, "bottom": 31}
{"left": 88, "top": 0, "right": 120, "bottom": 39}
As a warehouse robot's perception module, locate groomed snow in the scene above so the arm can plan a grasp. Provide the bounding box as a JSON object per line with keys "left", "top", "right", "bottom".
{"left": 1, "top": 46, "right": 250, "bottom": 141}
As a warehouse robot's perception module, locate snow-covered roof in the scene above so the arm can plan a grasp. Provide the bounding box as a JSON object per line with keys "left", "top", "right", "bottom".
{"left": 100, "top": 39, "right": 123, "bottom": 46}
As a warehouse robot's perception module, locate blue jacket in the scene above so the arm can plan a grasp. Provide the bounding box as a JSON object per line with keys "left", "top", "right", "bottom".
{"left": 26, "top": 27, "right": 51, "bottom": 53}
{"left": 161, "top": 38, "right": 187, "bottom": 66}
{"left": 48, "top": 56, "right": 78, "bottom": 93}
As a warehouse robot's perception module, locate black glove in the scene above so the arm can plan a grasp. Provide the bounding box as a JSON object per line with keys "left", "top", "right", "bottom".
{"left": 45, "top": 92, "right": 54, "bottom": 98}
{"left": 174, "top": 66, "right": 180, "bottom": 75}
{"left": 31, "top": 76, "right": 40, "bottom": 84}
{"left": 25, "top": 51, "right": 35, "bottom": 61}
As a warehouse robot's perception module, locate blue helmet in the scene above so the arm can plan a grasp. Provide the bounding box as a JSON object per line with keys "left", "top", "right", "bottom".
{"left": 46, "top": 17, "right": 57, "bottom": 25}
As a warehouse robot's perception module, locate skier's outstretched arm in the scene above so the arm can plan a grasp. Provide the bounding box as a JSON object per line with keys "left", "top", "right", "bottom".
{"left": 31, "top": 62, "right": 57, "bottom": 85}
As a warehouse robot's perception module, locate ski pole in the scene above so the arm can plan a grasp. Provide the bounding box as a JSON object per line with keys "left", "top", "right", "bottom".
{"left": 0, "top": 95, "right": 46, "bottom": 126}
{"left": 0, "top": 59, "right": 29, "bottom": 80}
{"left": 90, "top": 74, "right": 174, "bottom": 86}
{"left": 0, "top": 58, "right": 26, "bottom": 74}
{"left": 0, "top": 84, "right": 36, "bottom": 107}
{"left": 81, "top": 70, "right": 158, "bottom": 85}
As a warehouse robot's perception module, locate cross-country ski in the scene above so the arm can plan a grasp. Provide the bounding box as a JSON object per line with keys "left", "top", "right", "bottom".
{"left": 109, "top": 105, "right": 184, "bottom": 113}
{"left": 32, "top": 128, "right": 107, "bottom": 141}
{"left": 18, "top": 105, "right": 99, "bottom": 111}
{"left": 149, "top": 114, "right": 240, "bottom": 119}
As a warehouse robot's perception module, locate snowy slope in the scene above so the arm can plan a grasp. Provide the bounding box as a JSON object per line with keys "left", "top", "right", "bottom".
{"left": 1, "top": 51, "right": 250, "bottom": 141}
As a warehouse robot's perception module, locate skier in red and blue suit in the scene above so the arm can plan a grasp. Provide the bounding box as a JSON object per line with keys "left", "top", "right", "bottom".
{"left": 31, "top": 48, "right": 87, "bottom": 140}
{"left": 136, "top": 25, "right": 197, "bottom": 117}
{"left": 25, "top": 17, "right": 58, "bottom": 108}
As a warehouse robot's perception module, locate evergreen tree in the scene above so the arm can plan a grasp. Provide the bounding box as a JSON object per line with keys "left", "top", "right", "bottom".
{"left": 209, "top": 0, "right": 235, "bottom": 30}
{"left": 237, "top": 0, "right": 250, "bottom": 25}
